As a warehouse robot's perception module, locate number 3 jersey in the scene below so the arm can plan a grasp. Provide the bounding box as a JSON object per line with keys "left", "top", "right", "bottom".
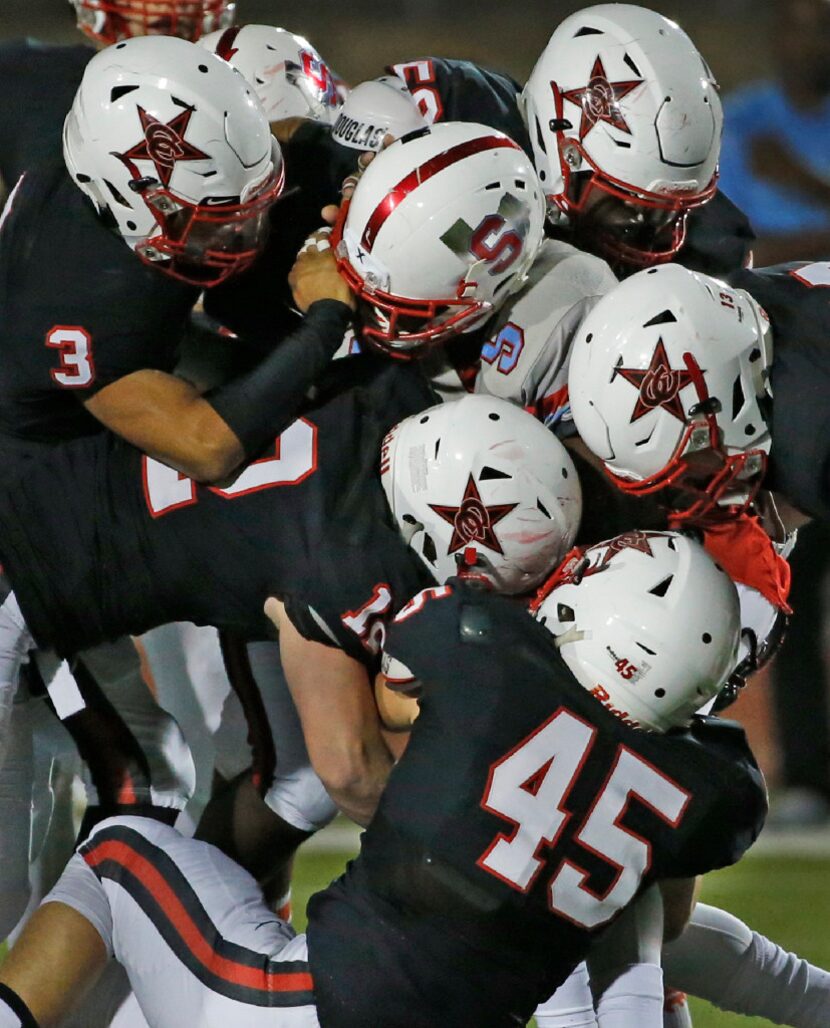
{"left": 0, "top": 358, "right": 436, "bottom": 665}
{"left": 307, "top": 580, "right": 767, "bottom": 1028}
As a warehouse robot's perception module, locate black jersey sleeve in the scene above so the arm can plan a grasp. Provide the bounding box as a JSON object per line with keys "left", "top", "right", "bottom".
{"left": 677, "top": 190, "right": 755, "bottom": 276}
{"left": 662, "top": 716, "right": 767, "bottom": 875}
{"left": 387, "top": 58, "right": 530, "bottom": 152}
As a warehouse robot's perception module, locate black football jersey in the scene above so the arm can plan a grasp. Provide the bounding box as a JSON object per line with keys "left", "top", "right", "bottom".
{"left": 307, "top": 580, "right": 766, "bottom": 1028}
{"left": 0, "top": 358, "right": 436, "bottom": 663}
{"left": 387, "top": 57, "right": 530, "bottom": 154}
{"left": 0, "top": 161, "right": 198, "bottom": 449}
{"left": 0, "top": 39, "right": 92, "bottom": 187}
{"left": 386, "top": 57, "right": 752, "bottom": 276}
{"left": 726, "top": 262, "right": 830, "bottom": 521}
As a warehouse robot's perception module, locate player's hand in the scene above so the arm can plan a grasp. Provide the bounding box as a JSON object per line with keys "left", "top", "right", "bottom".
{"left": 289, "top": 229, "right": 356, "bottom": 313}
{"left": 321, "top": 133, "right": 396, "bottom": 226}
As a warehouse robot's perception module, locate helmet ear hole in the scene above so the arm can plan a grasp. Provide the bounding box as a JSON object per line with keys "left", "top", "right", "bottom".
{"left": 422, "top": 534, "right": 438, "bottom": 566}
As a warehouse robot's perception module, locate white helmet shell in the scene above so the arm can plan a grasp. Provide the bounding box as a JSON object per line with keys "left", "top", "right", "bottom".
{"left": 63, "top": 35, "right": 282, "bottom": 285}
{"left": 381, "top": 395, "right": 582, "bottom": 594}
{"left": 567, "top": 264, "right": 773, "bottom": 520}
{"left": 334, "top": 121, "right": 545, "bottom": 354}
{"left": 535, "top": 531, "right": 741, "bottom": 732}
{"left": 199, "top": 25, "right": 343, "bottom": 124}
{"left": 331, "top": 76, "right": 428, "bottom": 151}
{"left": 521, "top": 4, "right": 721, "bottom": 262}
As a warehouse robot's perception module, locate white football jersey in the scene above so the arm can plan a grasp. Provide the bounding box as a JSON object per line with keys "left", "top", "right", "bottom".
{"left": 475, "top": 239, "right": 618, "bottom": 433}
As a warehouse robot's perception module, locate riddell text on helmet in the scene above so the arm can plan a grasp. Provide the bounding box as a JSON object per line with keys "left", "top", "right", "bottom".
{"left": 590, "top": 685, "right": 641, "bottom": 729}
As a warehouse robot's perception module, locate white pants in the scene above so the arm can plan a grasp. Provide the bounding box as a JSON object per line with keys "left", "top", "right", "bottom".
{"left": 46, "top": 816, "right": 319, "bottom": 1028}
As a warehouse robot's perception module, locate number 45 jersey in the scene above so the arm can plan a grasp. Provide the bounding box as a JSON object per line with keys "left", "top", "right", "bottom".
{"left": 307, "top": 580, "right": 767, "bottom": 1028}
{"left": 0, "top": 358, "right": 436, "bottom": 664}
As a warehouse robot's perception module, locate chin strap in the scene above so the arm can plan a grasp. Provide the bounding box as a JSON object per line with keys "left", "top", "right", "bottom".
{"left": 683, "top": 513, "right": 793, "bottom": 614}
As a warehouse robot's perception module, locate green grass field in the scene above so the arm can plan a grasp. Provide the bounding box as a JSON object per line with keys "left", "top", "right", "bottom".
{"left": 290, "top": 840, "right": 830, "bottom": 1028}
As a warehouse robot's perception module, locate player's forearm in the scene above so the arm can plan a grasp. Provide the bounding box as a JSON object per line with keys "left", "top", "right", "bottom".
{"left": 205, "top": 299, "right": 352, "bottom": 461}
{"left": 314, "top": 736, "right": 394, "bottom": 827}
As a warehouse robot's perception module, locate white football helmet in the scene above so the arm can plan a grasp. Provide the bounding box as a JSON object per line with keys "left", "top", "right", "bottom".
{"left": 199, "top": 25, "right": 344, "bottom": 124}
{"left": 331, "top": 76, "right": 428, "bottom": 152}
{"left": 69, "top": 0, "right": 234, "bottom": 46}
{"left": 63, "top": 35, "right": 283, "bottom": 287}
{"left": 521, "top": 4, "right": 722, "bottom": 266}
{"left": 568, "top": 264, "right": 773, "bottom": 524}
{"left": 333, "top": 122, "right": 545, "bottom": 356}
{"left": 534, "top": 531, "right": 740, "bottom": 731}
{"left": 381, "top": 395, "right": 582, "bottom": 594}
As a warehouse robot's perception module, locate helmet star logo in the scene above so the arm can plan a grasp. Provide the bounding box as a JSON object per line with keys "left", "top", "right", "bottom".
{"left": 429, "top": 474, "right": 517, "bottom": 556}
{"left": 561, "top": 56, "right": 643, "bottom": 141}
{"left": 599, "top": 530, "right": 663, "bottom": 563}
{"left": 119, "top": 106, "right": 210, "bottom": 189}
{"left": 615, "top": 339, "right": 695, "bottom": 423}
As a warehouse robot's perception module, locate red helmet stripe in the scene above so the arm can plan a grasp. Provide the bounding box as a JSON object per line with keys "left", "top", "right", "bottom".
{"left": 215, "top": 25, "right": 242, "bottom": 62}
{"left": 360, "top": 135, "right": 520, "bottom": 252}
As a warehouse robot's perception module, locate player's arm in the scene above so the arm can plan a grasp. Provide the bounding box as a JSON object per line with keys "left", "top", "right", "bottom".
{"left": 374, "top": 672, "right": 420, "bottom": 731}
{"left": 0, "top": 901, "right": 108, "bottom": 1027}
{"left": 266, "top": 598, "right": 394, "bottom": 827}
{"left": 83, "top": 248, "right": 354, "bottom": 484}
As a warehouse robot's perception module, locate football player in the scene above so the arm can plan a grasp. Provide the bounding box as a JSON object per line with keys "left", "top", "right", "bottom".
{"left": 565, "top": 259, "right": 830, "bottom": 1028}
{"left": 0, "top": 533, "right": 767, "bottom": 1028}
{"left": 383, "top": 4, "right": 754, "bottom": 279}
{"left": 567, "top": 260, "right": 827, "bottom": 531}
{"left": 0, "top": 351, "right": 580, "bottom": 819}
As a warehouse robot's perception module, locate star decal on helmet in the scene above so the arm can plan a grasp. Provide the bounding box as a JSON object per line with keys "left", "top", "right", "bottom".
{"left": 614, "top": 339, "right": 695, "bottom": 423}
{"left": 429, "top": 474, "right": 517, "bottom": 556}
{"left": 598, "top": 530, "right": 663, "bottom": 563}
{"left": 119, "top": 106, "right": 210, "bottom": 189}
{"left": 560, "top": 56, "right": 643, "bottom": 141}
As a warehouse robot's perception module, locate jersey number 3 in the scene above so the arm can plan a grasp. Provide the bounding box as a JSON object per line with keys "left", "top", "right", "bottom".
{"left": 478, "top": 707, "right": 690, "bottom": 928}
{"left": 46, "top": 326, "right": 95, "bottom": 388}
{"left": 142, "top": 418, "right": 317, "bottom": 517}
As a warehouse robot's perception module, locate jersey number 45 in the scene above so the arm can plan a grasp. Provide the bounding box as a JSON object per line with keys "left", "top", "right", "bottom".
{"left": 478, "top": 707, "right": 690, "bottom": 929}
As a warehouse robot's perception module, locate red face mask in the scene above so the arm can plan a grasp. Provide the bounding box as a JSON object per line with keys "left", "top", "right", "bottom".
{"left": 74, "top": 0, "right": 232, "bottom": 46}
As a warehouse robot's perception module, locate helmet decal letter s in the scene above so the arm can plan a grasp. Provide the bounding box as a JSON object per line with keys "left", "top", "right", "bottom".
{"left": 614, "top": 339, "right": 695, "bottom": 423}
{"left": 469, "top": 213, "right": 523, "bottom": 275}
{"left": 119, "top": 105, "right": 210, "bottom": 187}
{"left": 429, "top": 474, "right": 517, "bottom": 556}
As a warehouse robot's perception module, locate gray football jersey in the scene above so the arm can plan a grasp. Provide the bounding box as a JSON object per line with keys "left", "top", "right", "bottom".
{"left": 476, "top": 239, "right": 618, "bottom": 433}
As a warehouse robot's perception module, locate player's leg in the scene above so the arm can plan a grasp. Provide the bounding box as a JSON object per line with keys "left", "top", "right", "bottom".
{"left": 200, "top": 639, "right": 337, "bottom": 907}
{"left": 587, "top": 884, "right": 666, "bottom": 1028}
{"left": 42, "top": 639, "right": 197, "bottom": 831}
{"left": 663, "top": 902, "right": 830, "bottom": 1027}
{"left": 137, "top": 622, "right": 231, "bottom": 827}
{"left": 0, "top": 698, "right": 34, "bottom": 940}
{"left": 1, "top": 815, "right": 320, "bottom": 1028}
{"left": 533, "top": 963, "right": 598, "bottom": 1028}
